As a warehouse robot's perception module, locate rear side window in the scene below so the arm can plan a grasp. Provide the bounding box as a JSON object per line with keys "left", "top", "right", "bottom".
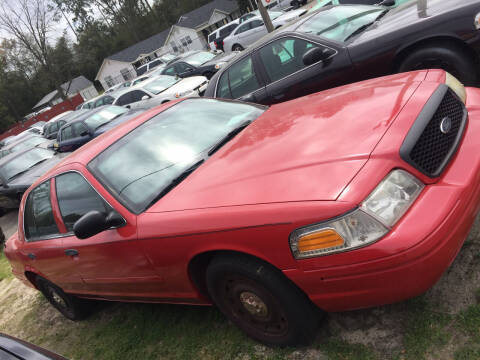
{"left": 61, "top": 126, "right": 74, "bottom": 141}
{"left": 208, "top": 31, "right": 218, "bottom": 42}
{"left": 116, "top": 92, "right": 133, "bottom": 106}
{"left": 130, "top": 90, "right": 150, "bottom": 102}
{"left": 24, "top": 181, "right": 59, "bottom": 241}
{"left": 150, "top": 59, "right": 161, "bottom": 69}
{"left": 236, "top": 22, "right": 252, "bottom": 34}
{"left": 217, "top": 56, "right": 260, "bottom": 98}
{"left": 55, "top": 172, "right": 111, "bottom": 232}
{"left": 72, "top": 122, "right": 89, "bottom": 136}
{"left": 136, "top": 65, "right": 147, "bottom": 76}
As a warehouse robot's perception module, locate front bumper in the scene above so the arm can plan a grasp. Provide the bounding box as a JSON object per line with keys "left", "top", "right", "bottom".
{"left": 284, "top": 87, "right": 480, "bottom": 312}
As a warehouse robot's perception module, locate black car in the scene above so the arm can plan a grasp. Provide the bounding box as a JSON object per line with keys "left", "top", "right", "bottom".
{"left": 55, "top": 105, "right": 145, "bottom": 153}
{"left": 0, "top": 333, "right": 66, "bottom": 360}
{"left": 0, "top": 147, "right": 69, "bottom": 204}
{"left": 161, "top": 50, "right": 238, "bottom": 79}
{"left": 205, "top": 1, "right": 480, "bottom": 105}
{"left": 43, "top": 110, "right": 91, "bottom": 140}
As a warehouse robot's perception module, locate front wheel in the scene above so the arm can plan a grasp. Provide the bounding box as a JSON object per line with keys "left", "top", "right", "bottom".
{"left": 206, "top": 254, "right": 321, "bottom": 346}
{"left": 232, "top": 44, "right": 244, "bottom": 52}
{"left": 398, "top": 44, "right": 478, "bottom": 86}
{"left": 36, "top": 277, "right": 89, "bottom": 321}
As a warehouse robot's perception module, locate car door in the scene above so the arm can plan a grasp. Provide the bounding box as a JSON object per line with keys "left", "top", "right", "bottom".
{"left": 58, "top": 122, "right": 91, "bottom": 152}
{"left": 215, "top": 54, "right": 268, "bottom": 104}
{"left": 244, "top": 19, "right": 268, "bottom": 46}
{"left": 52, "top": 170, "right": 162, "bottom": 298}
{"left": 257, "top": 35, "right": 354, "bottom": 104}
{"left": 18, "top": 179, "right": 84, "bottom": 292}
{"left": 174, "top": 62, "right": 197, "bottom": 78}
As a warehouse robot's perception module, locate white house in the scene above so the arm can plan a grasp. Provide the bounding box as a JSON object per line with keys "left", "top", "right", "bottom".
{"left": 32, "top": 76, "right": 98, "bottom": 111}
{"left": 95, "top": 0, "right": 241, "bottom": 90}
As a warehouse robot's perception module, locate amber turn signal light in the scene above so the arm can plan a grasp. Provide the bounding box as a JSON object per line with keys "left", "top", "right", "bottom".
{"left": 297, "top": 229, "right": 345, "bottom": 253}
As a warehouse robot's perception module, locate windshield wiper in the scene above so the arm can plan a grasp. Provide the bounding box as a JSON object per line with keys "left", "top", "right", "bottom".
{"left": 208, "top": 121, "right": 251, "bottom": 157}
{"left": 344, "top": 9, "right": 389, "bottom": 42}
{"left": 143, "top": 159, "right": 205, "bottom": 211}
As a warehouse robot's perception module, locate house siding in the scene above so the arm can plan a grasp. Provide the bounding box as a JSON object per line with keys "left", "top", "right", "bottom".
{"left": 97, "top": 59, "right": 137, "bottom": 91}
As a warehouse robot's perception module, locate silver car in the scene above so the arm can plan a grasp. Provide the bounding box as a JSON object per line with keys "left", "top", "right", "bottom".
{"left": 223, "top": 9, "right": 307, "bottom": 52}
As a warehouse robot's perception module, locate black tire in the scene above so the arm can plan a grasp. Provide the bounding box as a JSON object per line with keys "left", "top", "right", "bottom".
{"left": 206, "top": 254, "right": 321, "bottom": 346}
{"left": 232, "top": 44, "right": 244, "bottom": 52}
{"left": 36, "top": 277, "right": 89, "bottom": 321}
{"left": 398, "top": 44, "right": 478, "bottom": 86}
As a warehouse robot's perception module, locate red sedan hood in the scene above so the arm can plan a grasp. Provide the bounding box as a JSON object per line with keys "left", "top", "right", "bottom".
{"left": 148, "top": 73, "right": 424, "bottom": 212}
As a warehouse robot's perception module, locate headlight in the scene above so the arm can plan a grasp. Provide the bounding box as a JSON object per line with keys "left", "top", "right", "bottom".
{"left": 175, "top": 90, "right": 193, "bottom": 98}
{"left": 445, "top": 72, "right": 466, "bottom": 104}
{"left": 289, "top": 170, "right": 424, "bottom": 259}
{"left": 215, "top": 62, "right": 227, "bottom": 70}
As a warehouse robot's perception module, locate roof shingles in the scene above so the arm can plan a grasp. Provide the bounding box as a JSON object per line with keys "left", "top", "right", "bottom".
{"left": 177, "top": 0, "right": 239, "bottom": 29}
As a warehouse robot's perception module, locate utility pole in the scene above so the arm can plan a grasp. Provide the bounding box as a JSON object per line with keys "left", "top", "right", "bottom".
{"left": 256, "top": 0, "right": 274, "bottom": 33}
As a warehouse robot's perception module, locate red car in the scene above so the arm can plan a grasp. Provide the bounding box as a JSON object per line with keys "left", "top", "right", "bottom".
{"left": 4, "top": 69, "right": 480, "bottom": 346}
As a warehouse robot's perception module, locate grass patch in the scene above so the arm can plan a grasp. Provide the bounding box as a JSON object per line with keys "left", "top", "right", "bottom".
{"left": 320, "top": 339, "right": 375, "bottom": 360}
{"left": 401, "top": 297, "right": 452, "bottom": 360}
{"left": 454, "top": 345, "right": 480, "bottom": 360}
{"left": 457, "top": 303, "right": 480, "bottom": 342}
{"left": 0, "top": 251, "right": 13, "bottom": 281}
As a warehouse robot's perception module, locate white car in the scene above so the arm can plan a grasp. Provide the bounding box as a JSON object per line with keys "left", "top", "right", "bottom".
{"left": 208, "top": 22, "right": 239, "bottom": 50}
{"left": 223, "top": 9, "right": 307, "bottom": 52}
{"left": 111, "top": 75, "right": 209, "bottom": 109}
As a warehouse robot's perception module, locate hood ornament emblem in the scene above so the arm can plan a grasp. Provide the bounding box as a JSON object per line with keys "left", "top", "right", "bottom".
{"left": 440, "top": 117, "right": 452, "bottom": 134}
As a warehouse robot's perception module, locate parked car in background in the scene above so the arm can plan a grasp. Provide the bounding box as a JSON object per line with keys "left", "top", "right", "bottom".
{"left": 265, "top": 0, "right": 293, "bottom": 10}
{"left": 309, "top": 0, "right": 409, "bottom": 12}
{"left": 0, "top": 333, "right": 66, "bottom": 360}
{"left": 161, "top": 51, "right": 238, "bottom": 79}
{"left": 207, "top": 1, "right": 480, "bottom": 104}
{"left": 208, "top": 21, "right": 239, "bottom": 51}
{"left": 0, "top": 147, "right": 69, "bottom": 203}
{"left": 111, "top": 75, "right": 209, "bottom": 109}
{"left": 78, "top": 94, "right": 115, "bottom": 110}
{"left": 5, "top": 70, "right": 480, "bottom": 346}
{"left": 223, "top": 9, "right": 307, "bottom": 52}
{"left": 43, "top": 109, "right": 91, "bottom": 140}
{"left": 0, "top": 136, "right": 16, "bottom": 148}
{"left": 29, "top": 121, "right": 47, "bottom": 135}
{"left": 0, "top": 135, "right": 50, "bottom": 159}
{"left": 55, "top": 105, "right": 144, "bottom": 153}
{"left": 136, "top": 58, "right": 167, "bottom": 76}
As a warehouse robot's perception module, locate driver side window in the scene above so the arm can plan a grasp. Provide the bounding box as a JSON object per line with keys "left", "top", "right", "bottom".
{"left": 61, "top": 125, "right": 74, "bottom": 141}
{"left": 55, "top": 172, "right": 111, "bottom": 232}
{"left": 24, "top": 180, "right": 59, "bottom": 241}
{"left": 259, "top": 37, "right": 318, "bottom": 83}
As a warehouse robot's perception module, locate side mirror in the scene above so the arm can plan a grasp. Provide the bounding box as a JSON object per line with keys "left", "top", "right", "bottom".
{"left": 73, "top": 210, "right": 124, "bottom": 239}
{"left": 302, "top": 47, "right": 334, "bottom": 66}
{"left": 141, "top": 95, "right": 149, "bottom": 101}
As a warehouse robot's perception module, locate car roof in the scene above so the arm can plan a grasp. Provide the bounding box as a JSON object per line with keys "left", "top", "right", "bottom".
{"left": 58, "top": 106, "right": 114, "bottom": 128}
{"left": 2, "top": 134, "right": 42, "bottom": 151}
{"left": 0, "top": 145, "right": 49, "bottom": 168}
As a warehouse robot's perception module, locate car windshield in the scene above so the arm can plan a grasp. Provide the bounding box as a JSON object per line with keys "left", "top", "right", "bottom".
{"left": 251, "top": 10, "right": 283, "bottom": 20}
{"left": 84, "top": 106, "right": 128, "bottom": 130}
{"left": 11, "top": 137, "right": 45, "bottom": 153}
{"left": 88, "top": 99, "right": 266, "bottom": 213}
{"left": 297, "top": 5, "right": 385, "bottom": 42}
{"left": 143, "top": 76, "right": 180, "bottom": 94}
{"left": 184, "top": 52, "right": 217, "bottom": 66}
{"left": 1, "top": 148, "right": 53, "bottom": 181}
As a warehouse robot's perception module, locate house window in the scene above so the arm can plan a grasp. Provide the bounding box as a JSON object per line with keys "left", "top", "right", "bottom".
{"left": 180, "top": 37, "right": 187, "bottom": 47}
{"left": 170, "top": 41, "right": 178, "bottom": 53}
{"left": 105, "top": 76, "right": 114, "bottom": 87}
{"left": 120, "top": 68, "right": 131, "bottom": 81}
{"left": 186, "top": 36, "right": 192, "bottom": 44}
